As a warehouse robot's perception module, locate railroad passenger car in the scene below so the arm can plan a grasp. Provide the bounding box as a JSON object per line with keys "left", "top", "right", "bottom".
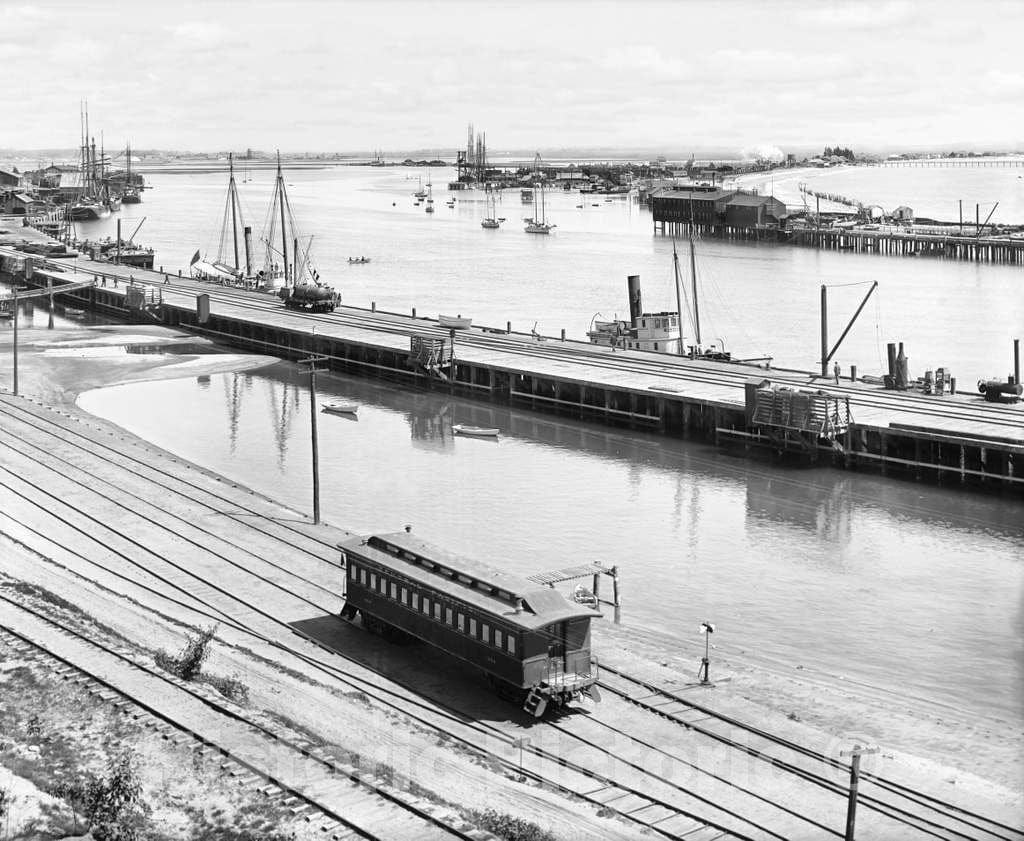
{"left": 338, "top": 531, "right": 600, "bottom": 717}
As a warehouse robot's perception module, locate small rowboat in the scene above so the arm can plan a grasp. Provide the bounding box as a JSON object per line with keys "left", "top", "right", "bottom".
{"left": 453, "top": 424, "right": 499, "bottom": 437}
{"left": 438, "top": 315, "right": 472, "bottom": 330}
{"left": 323, "top": 402, "right": 359, "bottom": 415}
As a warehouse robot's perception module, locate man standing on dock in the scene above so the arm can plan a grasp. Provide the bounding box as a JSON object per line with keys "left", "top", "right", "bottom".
{"left": 833, "top": 361, "right": 841, "bottom": 384}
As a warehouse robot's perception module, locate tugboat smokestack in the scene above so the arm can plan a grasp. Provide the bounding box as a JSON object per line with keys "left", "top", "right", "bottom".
{"left": 627, "top": 275, "right": 643, "bottom": 323}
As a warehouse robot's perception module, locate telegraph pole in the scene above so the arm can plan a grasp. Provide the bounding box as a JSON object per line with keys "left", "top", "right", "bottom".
{"left": 12, "top": 285, "right": 18, "bottom": 396}
{"left": 840, "top": 744, "right": 879, "bottom": 841}
{"left": 299, "top": 354, "right": 329, "bottom": 524}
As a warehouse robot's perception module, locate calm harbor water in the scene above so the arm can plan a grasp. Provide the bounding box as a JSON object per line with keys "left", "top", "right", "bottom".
{"left": 78, "top": 362, "right": 1024, "bottom": 725}
{"left": 23, "top": 163, "right": 1024, "bottom": 726}
{"left": 69, "top": 164, "right": 1024, "bottom": 381}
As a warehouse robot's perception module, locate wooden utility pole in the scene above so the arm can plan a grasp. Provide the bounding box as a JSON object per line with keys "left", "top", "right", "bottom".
{"left": 299, "top": 354, "right": 329, "bottom": 525}
{"left": 840, "top": 744, "right": 879, "bottom": 841}
{"left": 12, "top": 285, "right": 18, "bottom": 396}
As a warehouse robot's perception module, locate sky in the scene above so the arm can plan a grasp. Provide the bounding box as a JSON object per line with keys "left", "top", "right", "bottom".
{"left": 3, "top": 0, "right": 1022, "bottom": 156}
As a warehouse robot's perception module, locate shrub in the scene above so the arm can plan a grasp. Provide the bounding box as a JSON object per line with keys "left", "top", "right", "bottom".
{"left": 469, "top": 808, "right": 557, "bottom": 841}
{"left": 155, "top": 625, "right": 218, "bottom": 681}
{"left": 204, "top": 674, "right": 250, "bottom": 704}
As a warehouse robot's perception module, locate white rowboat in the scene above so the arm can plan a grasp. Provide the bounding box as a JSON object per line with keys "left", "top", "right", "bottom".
{"left": 438, "top": 315, "right": 472, "bottom": 330}
{"left": 323, "top": 402, "right": 359, "bottom": 415}
{"left": 453, "top": 424, "right": 500, "bottom": 437}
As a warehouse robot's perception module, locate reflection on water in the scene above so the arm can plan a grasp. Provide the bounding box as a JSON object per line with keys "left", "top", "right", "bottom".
{"left": 78, "top": 362, "right": 1024, "bottom": 724}
{"left": 746, "top": 473, "right": 853, "bottom": 545}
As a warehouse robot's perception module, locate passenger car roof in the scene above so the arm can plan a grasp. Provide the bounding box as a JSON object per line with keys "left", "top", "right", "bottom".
{"left": 339, "top": 532, "right": 595, "bottom": 630}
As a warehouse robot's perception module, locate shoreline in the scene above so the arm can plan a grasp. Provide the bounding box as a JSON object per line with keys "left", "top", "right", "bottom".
{"left": 3, "top": 323, "right": 1022, "bottom": 786}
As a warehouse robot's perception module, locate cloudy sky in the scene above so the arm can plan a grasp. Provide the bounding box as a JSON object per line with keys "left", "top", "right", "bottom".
{"left": 3, "top": 0, "right": 1022, "bottom": 155}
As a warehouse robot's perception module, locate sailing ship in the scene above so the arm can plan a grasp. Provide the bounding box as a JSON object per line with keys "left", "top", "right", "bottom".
{"left": 69, "top": 104, "right": 111, "bottom": 220}
{"left": 425, "top": 174, "right": 435, "bottom": 213}
{"left": 524, "top": 183, "right": 555, "bottom": 234}
{"left": 413, "top": 176, "right": 427, "bottom": 199}
{"left": 481, "top": 189, "right": 500, "bottom": 229}
{"left": 120, "top": 142, "right": 141, "bottom": 204}
{"left": 191, "top": 153, "right": 258, "bottom": 286}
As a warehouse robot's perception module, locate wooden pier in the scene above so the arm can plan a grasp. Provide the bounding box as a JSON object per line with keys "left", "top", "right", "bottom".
{"left": 3, "top": 248, "right": 1022, "bottom": 497}
{"left": 790, "top": 227, "right": 1024, "bottom": 265}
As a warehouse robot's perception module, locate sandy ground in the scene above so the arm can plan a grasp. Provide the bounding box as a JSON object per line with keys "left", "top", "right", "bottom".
{"left": 0, "top": 323, "right": 276, "bottom": 408}
{"left": 1, "top": 322, "right": 1021, "bottom": 838}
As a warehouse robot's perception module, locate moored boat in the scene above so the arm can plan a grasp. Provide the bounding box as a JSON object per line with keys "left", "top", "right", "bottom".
{"left": 452, "top": 424, "right": 499, "bottom": 437}
{"left": 323, "top": 402, "right": 359, "bottom": 415}
{"left": 524, "top": 183, "right": 555, "bottom": 234}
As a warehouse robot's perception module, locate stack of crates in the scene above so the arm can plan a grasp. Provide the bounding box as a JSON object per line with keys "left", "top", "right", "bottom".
{"left": 409, "top": 335, "right": 450, "bottom": 370}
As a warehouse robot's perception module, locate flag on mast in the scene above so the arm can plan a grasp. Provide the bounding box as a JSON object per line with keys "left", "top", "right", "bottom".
{"left": 190, "top": 249, "right": 200, "bottom": 266}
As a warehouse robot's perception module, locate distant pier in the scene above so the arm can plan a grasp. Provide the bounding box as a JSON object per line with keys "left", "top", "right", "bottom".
{"left": 875, "top": 158, "right": 1024, "bottom": 168}
{"left": 790, "top": 227, "right": 1024, "bottom": 265}
{"left": 4, "top": 249, "right": 1021, "bottom": 499}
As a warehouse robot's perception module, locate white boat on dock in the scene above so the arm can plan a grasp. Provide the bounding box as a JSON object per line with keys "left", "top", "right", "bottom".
{"left": 438, "top": 315, "right": 472, "bottom": 330}
{"left": 453, "top": 424, "right": 500, "bottom": 437}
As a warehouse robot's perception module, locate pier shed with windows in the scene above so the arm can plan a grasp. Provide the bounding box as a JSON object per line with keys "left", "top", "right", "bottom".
{"left": 722, "top": 193, "right": 788, "bottom": 229}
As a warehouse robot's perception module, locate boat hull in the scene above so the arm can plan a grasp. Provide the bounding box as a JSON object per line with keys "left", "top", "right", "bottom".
{"left": 69, "top": 203, "right": 110, "bottom": 221}
{"left": 453, "top": 424, "right": 499, "bottom": 437}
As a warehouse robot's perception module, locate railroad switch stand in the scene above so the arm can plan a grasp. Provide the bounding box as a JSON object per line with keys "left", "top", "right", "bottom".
{"left": 697, "top": 621, "right": 715, "bottom": 686}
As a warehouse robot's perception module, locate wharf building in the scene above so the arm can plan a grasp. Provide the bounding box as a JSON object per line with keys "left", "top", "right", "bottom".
{"left": 651, "top": 185, "right": 789, "bottom": 237}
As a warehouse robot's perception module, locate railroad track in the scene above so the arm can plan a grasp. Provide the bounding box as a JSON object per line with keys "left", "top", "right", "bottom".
{"left": 29, "top": 257, "right": 1024, "bottom": 433}
{"left": 0, "top": 394, "right": 751, "bottom": 841}
{"left": 2, "top": 393, "right": 1019, "bottom": 838}
{"left": 596, "top": 666, "right": 1024, "bottom": 841}
{"left": 0, "top": 599, "right": 482, "bottom": 841}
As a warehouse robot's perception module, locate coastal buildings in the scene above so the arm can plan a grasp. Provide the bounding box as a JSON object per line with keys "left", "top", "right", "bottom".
{"left": 651, "top": 186, "right": 789, "bottom": 235}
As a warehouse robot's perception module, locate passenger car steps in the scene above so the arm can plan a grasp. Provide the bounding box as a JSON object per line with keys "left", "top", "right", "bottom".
{"left": 523, "top": 686, "right": 547, "bottom": 717}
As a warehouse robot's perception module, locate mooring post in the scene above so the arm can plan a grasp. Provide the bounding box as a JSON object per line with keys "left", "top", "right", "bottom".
{"left": 507, "top": 320, "right": 511, "bottom": 333}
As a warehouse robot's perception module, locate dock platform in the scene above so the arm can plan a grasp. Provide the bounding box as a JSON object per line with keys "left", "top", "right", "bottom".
{"left": 3, "top": 247, "right": 1021, "bottom": 496}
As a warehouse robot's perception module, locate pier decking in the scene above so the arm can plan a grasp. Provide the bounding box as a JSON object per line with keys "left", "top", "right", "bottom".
{"left": 3, "top": 248, "right": 1022, "bottom": 496}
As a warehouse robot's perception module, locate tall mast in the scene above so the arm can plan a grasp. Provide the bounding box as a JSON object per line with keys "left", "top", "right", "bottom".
{"left": 228, "top": 153, "right": 239, "bottom": 270}
{"left": 672, "top": 238, "right": 686, "bottom": 356}
{"left": 689, "top": 216, "right": 701, "bottom": 347}
{"left": 277, "top": 151, "right": 290, "bottom": 286}
{"left": 84, "top": 104, "right": 91, "bottom": 193}
{"left": 79, "top": 102, "right": 86, "bottom": 193}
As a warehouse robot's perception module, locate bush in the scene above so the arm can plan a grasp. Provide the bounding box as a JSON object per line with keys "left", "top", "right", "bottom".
{"left": 469, "top": 808, "right": 557, "bottom": 841}
{"left": 51, "top": 751, "right": 146, "bottom": 840}
{"left": 204, "top": 674, "right": 250, "bottom": 704}
{"left": 155, "top": 625, "right": 218, "bottom": 681}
